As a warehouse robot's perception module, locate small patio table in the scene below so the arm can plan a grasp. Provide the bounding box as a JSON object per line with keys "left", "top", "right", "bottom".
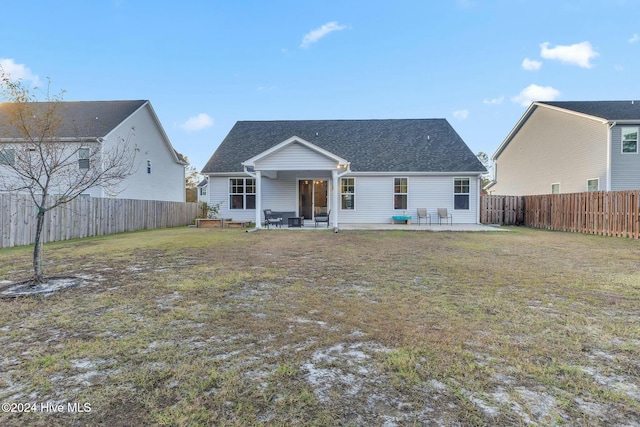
{"left": 288, "top": 217, "right": 303, "bottom": 228}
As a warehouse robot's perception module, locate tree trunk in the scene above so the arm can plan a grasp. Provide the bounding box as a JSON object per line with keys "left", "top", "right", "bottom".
{"left": 33, "top": 209, "right": 46, "bottom": 284}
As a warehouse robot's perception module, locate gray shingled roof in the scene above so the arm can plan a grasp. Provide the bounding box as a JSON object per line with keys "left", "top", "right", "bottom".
{"left": 540, "top": 101, "right": 640, "bottom": 120}
{"left": 0, "top": 100, "right": 147, "bottom": 138}
{"left": 202, "top": 119, "right": 485, "bottom": 173}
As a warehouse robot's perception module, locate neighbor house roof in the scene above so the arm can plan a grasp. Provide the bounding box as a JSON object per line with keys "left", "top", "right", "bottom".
{"left": 0, "top": 100, "right": 148, "bottom": 139}
{"left": 539, "top": 100, "right": 640, "bottom": 121}
{"left": 0, "top": 100, "right": 187, "bottom": 165}
{"left": 202, "top": 119, "right": 486, "bottom": 174}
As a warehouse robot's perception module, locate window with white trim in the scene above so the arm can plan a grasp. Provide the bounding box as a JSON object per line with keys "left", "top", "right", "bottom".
{"left": 622, "top": 127, "right": 638, "bottom": 153}
{"left": 0, "top": 148, "right": 15, "bottom": 166}
{"left": 454, "top": 178, "right": 469, "bottom": 210}
{"left": 78, "top": 147, "right": 90, "bottom": 169}
{"left": 199, "top": 186, "right": 207, "bottom": 196}
{"left": 587, "top": 178, "right": 599, "bottom": 192}
{"left": 229, "top": 178, "right": 256, "bottom": 209}
{"left": 340, "top": 178, "right": 355, "bottom": 210}
{"left": 394, "top": 178, "right": 407, "bottom": 210}
{"left": 551, "top": 183, "right": 560, "bottom": 194}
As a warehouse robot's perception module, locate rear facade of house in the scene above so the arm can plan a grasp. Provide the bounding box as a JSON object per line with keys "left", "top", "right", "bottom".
{"left": 201, "top": 119, "right": 486, "bottom": 227}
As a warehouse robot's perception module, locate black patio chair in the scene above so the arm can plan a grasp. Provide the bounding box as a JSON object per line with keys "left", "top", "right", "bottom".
{"left": 314, "top": 210, "right": 330, "bottom": 228}
{"left": 263, "top": 209, "right": 282, "bottom": 228}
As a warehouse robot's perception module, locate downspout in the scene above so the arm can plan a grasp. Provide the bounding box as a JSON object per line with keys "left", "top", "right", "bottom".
{"left": 606, "top": 122, "right": 615, "bottom": 191}
{"left": 333, "top": 163, "right": 351, "bottom": 230}
{"left": 243, "top": 166, "right": 261, "bottom": 229}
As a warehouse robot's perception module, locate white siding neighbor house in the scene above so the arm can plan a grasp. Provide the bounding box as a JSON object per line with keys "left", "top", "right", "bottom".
{"left": 201, "top": 119, "right": 486, "bottom": 228}
{"left": 487, "top": 101, "right": 640, "bottom": 195}
{"left": 0, "top": 100, "right": 187, "bottom": 202}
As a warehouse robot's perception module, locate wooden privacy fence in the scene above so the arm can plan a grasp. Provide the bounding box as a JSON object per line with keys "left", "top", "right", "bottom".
{"left": 523, "top": 190, "right": 640, "bottom": 239}
{"left": 481, "top": 191, "right": 640, "bottom": 239}
{"left": 480, "top": 195, "right": 524, "bottom": 225}
{"left": 0, "top": 194, "right": 203, "bottom": 248}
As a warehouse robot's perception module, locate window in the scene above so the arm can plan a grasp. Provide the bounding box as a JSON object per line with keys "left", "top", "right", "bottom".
{"left": 340, "top": 178, "right": 355, "bottom": 210}
{"left": 0, "top": 148, "right": 15, "bottom": 166}
{"left": 229, "top": 178, "right": 256, "bottom": 209}
{"left": 147, "top": 160, "right": 152, "bottom": 174}
{"left": 78, "top": 148, "right": 90, "bottom": 169}
{"left": 394, "top": 178, "right": 407, "bottom": 210}
{"left": 622, "top": 127, "right": 638, "bottom": 153}
{"left": 199, "top": 186, "right": 207, "bottom": 196}
{"left": 587, "top": 178, "right": 599, "bottom": 192}
{"left": 551, "top": 183, "right": 560, "bottom": 194}
{"left": 454, "top": 178, "right": 470, "bottom": 210}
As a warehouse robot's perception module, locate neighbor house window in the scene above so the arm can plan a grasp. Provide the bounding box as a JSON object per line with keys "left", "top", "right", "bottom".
{"left": 0, "top": 148, "right": 15, "bottom": 166}
{"left": 341, "top": 178, "right": 355, "bottom": 210}
{"left": 147, "top": 160, "right": 152, "bottom": 174}
{"left": 587, "top": 179, "right": 599, "bottom": 192}
{"left": 199, "top": 186, "right": 207, "bottom": 196}
{"left": 454, "top": 178, "right": 470, "bottom": 210}
{"left": 394, "top": 178, "right": 407, "bottom": 210}
{"left": 78, "top": 148, "right": 90, "bottom": 169}
{"left": 622, "top": 127, "right": 638, "bottom": 153}
{"left": 229, "top": 178, "right": 256, "bottom": 209}
{"left": 551, "top": 183, "right": 560, "bottom": 194}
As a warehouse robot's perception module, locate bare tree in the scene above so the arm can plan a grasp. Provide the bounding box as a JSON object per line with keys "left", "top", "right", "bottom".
{"left": 476, "top": 151, "right": 493, "bottom": 190}
{"left": 0, "top": 72, "right": 136, "bottom": 284}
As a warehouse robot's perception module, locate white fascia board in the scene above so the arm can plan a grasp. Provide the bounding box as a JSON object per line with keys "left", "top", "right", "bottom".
{"left": 241, "top": 135, "right": 349, "bottom": 167}
{"left": 345, "top": 171, "right": 484, "bottom": 177}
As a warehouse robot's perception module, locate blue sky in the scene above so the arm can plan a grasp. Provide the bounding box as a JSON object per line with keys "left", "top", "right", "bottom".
{"left": 1, "top": 0, "right": 639, "bottom": 172}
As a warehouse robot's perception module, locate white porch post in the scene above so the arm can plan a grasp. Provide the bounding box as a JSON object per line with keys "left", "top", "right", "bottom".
{"left": 332, "top": 169, "right": 339, "bottom": 228}
{"left": 255, "top": 171, "right": 262, "bottom": 228}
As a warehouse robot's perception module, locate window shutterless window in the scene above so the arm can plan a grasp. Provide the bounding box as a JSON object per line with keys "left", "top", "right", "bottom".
{"left": 587, "top": 178, "right": 599, "bottom": 192}
{"left": 622, "top": 127, "right": 638, "bottom": 153}
{"left": 551, "top": 183, "right": 560, "bottom": 194}
{"left": 78, "top": 148, "right": 90, "bottom": 169}
{"left": 454, "top": 178, "right": 470, "bottom": 210}
{"left": 229, "top": 178, "right": 256, "bottom": 209}
{"left": 0, "top": 148, "right": 15, "bottom": 165}
{"left": 393, "top": 178, "right": 407, "bottom": 210}
{"left": 340, "top": 178, "right": 355, "bottom": 210}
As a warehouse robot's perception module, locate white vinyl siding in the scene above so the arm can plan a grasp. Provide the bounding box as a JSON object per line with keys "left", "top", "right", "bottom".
{"left": 255, "top": 142, "right": 338, "bottom": 170}
{"left": 492, "top": 106, "right": 608, "bottom": 195}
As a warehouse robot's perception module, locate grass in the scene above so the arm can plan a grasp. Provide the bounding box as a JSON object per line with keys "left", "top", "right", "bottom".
{"left": 0, "top": 226, "right": 639, "bottom": 426}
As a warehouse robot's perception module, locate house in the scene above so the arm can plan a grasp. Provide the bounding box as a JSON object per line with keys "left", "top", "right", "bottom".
{"left": 201, "top": 119, "right": 486, "bottom": 227}
{"left": 0, "top": 100, "right": 187, "bottom": 202}
{"left": 197, "top": 178, "right": 208, "bottom": 203}
{"left": 487, "top": 101, "right": 640, "bottom": 195}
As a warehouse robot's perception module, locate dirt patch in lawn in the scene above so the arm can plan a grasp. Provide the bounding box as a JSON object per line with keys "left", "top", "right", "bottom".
{"left": 0, "top": 227, "right": 639, "bottom": 426}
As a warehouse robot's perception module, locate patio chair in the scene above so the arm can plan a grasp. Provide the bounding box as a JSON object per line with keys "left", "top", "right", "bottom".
{"left": 314, "top": 210, "right": 330, "bottom": 228}
{"left": 416, "top": 208, "right": 431, "bottom": 225}
{"left": 437, "top": 208, "right": 452, "bottom": 225}
{"left": 263, "top": 209, "right": 282, "bottom": 228}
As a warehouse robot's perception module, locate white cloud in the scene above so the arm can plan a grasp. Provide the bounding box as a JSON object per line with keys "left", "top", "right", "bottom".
{"left": 453, "top": 109, "right": 469, "bottom": 120}
{"left": 180, "top": 113, "right": 213, "bottom": 132}
{"left": 629, "top": 33, "right": 639, "bottom": 43}
{"left": 511, "top": 84, "right": 560, "bottom": 107}
{"left": 301, "top": 21, "right": 347, "bottom": 49}
{"left": 483, "top": 96, "right": 504, "bottom": 105}
{"left": 540, "top": 41, "right": 598, "bottom": 68}
{"left": 522, "top": 58, "right": 542, "bottom": 71}
{"left": 0, "top": 58, "right": 40, "bottom": 86}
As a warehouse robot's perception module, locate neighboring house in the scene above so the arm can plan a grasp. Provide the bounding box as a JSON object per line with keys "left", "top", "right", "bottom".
{"left": 0, "top": 100, "right": 187, "bottom": 202}
{"left": 201, "top": 119, "right": 486, "bottom": 227}
{"left": 197, "top": 178, "right": 208, "bottom": 203}
{"left": 487, "top": 101, "right": 640, "bottom": 195}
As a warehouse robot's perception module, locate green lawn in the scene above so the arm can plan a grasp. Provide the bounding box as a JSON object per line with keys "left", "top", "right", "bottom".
{"left": 1, "top": 227, "right": 639, "bottom": 426}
